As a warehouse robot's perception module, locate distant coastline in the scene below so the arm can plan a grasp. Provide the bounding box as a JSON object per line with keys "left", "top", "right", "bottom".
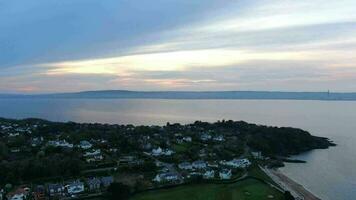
{"left": 1, "top": 90, "right": 356, "bottom": 101}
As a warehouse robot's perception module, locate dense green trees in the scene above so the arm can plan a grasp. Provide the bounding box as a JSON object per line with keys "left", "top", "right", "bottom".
{"left": 284, "top": 191, "right": 295, "bottom": 200}
{"left": 0, "top": 153, "right": 83, "bottom": 185}
{"left": 107, "top": 183, "right": 132, "bottom": 200}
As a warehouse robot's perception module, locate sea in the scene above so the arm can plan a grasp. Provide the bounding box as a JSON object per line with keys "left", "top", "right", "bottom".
{"left": 0, "top": 98, "right": 355, "bottom": 200}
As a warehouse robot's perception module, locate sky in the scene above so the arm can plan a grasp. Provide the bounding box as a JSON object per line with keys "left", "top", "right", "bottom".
{"left": 1, "top": 0, "right": 356, "bottom": 93}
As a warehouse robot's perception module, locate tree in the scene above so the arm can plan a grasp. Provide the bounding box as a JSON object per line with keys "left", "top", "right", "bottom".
{"left": 284, "top": 191, "right": 295, "bottom": 200}
{"left": 0, "top": 142, "right": 8, "bottom": 159}
{"left": 107, "top": 183, "right": 132, "bottom": 200}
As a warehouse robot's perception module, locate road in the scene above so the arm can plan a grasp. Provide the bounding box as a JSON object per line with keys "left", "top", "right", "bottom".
{"left": 261, "top": 166, "right": 321, "bottom": 200}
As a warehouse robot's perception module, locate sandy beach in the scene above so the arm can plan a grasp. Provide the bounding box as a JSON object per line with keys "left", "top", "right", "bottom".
{"left": 261, "top": 166, "right": 321, "bottom": 200}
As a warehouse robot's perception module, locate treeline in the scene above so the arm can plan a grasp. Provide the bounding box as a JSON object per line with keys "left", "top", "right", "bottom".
{"left": 0, "top": 151, "right": 83, "bottom": 185}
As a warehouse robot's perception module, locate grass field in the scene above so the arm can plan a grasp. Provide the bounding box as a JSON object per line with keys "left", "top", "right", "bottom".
{"left": 130, "top": 178, "right": 283, "bottom": 200}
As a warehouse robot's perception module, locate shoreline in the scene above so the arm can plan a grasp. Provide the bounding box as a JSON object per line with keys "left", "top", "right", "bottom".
{"left": 261, "top": 166, "right": 321, "bottom": 200}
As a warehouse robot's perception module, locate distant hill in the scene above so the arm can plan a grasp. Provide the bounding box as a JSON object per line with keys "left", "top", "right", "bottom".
{"left": 1, "top": 90, "right": 356, "bottom": 101}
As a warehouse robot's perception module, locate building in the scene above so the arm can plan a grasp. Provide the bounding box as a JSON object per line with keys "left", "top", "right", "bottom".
{"left": 183, "top": 136, "right": 192, "bottom": 142}
{"left": 200, "top": 133, "right": 212, "bottom": 141}
{"left": 79, "top": 140, "right": 93, "bottom": 149}
{"left": 33, "top": 185, "right": 45, "bottom": 200}
{"left": 207, "top": 161, "right": 219, "bottom": 168}
{"left": 203, "top": 170, "right": 215, "bottom": 179}
{"left": 220, "top": 158, "right": 251, "bottom": 168}
{"left": 152, "top": 147, "right": 174, "bottom": 156}
{"left": 178, "top": 162, "right": 193, "bottom": 170}
{"left": 251, "top": 151, "right": 263, "bottom": 159}
{"left": 100, "top": 176, "right": 114, "bottom": 187}
{"left": 83, "top": 149, "right": 101, "bottom": 157}
{"left": 219, "top": 169, "right": 232, "bottom": 180}
{"left": 31, "top": 137, "right": 43, "bottom": 147}
{"left": 213, "top": 135, "right": 225, "bottom": 142}
{"left": 48, "top": 140, "right": 73, "bottom": 148}
{"left": 86, "top": 178, "right": 101, "bottom": 191}
{"left": 86, "top": 155, "right": 103, "bottom": 163}
{"left": 0, "top": 189, "right": 3, "bottom": 200}
{"left": 152, "top": 147, "right": 163, "bottom": 156}
{"left": 47, "top": 183, "right": 65, "bottom": 197}
{"left": 66, "top": 181, "right": 85, "bottom": 194}
{"left": 153, "top": 172, "right": 179, "bottom": 182}
{"left": 6, "top": 188, "right": 29, "bottom": 200}
{"left": 192, "top": 160, "right": 207, "bottom": 169}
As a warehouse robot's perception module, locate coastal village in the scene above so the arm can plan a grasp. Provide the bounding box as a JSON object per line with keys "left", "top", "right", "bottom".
{"left": 0, "top": 118, "right": 332, "bottom": 200}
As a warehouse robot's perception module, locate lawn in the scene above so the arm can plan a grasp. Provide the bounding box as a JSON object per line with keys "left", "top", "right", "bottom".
{"left": 130, "top": 178, "right": 283, "bottom": 200}
{"left": 172, "top": 143, "right": 190, "bottom": 153}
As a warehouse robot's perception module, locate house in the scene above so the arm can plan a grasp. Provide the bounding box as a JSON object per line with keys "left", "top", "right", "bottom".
{"left": 220, "top": 158, "right": 251, "bottom": 168}
{"left": 192, "top": 160, "right": 207, "bottom": 169}
{"left": 152, "top": 147, "right": 163, "bottom": 156}
{"left": 183, "top": 136, "right": 192, "bottom": 142}
{"left": 86, "top": 155, "right": 103, "bottom": 163}
{"left": 48, "top": 140, "right": 73, "bottom": 148}
{"left": 207, "top": 161, "right": 219, "bottom": 168}
{"left": 33, "top": 185, "right": 45, "bottom": 200}
{"left": 8, "top": 133, "right": 20, "bottom": 137}
{"left": 178, "top": 162, "right": 193, "bottom": 170}
{"left": 0, "top": 189, "right": 3, "bottom": 200}
{"left": 251, "top": 151, "right": 263, "bottom": 159}
{"left": 10, "top": 148, "right": 20, "bottom": 153}
{"left": 86, "top": 178, "right": 101, "bottom": 191}
{"left": 213, "top": 135, "right": 225, "bottom": 142}
{"left": 84, "top": 149, "right": 101, "bottom": 157}
{"left": 101, "top": 176, "right": 114, "bottom": 187}
{"left": 200, "top": 133, "right": 212, "bottom": 141}
{"left": 79, "top": 140, "right": 92, "bottom": 149}
{"left": 31, "top": 137, "right": 43, "bottom": 147}
{"left": 153, "top": 172, "right": 179, "bottom": 182}
{"left": 119, "top": 156, "right": 140, "bottom": 165}
{"left": 219, "top": 169, "right": 232, "bottom": 180}
{"left": 163, "top": 149, "right": 174, "bottom": 156}
{"left": 66, "top": 181, "right": 85, "bottom": 194}
{"left": 8, "top": 193, "right": 24, "bottom": 200}
{"left": 203, "top": 170, "right": 215, "bottom": 179}
{"left": 152, "top": 147, "right": 174, "bottom": 156}
{"left": 47, "top": 183, "right": 65, "bottom": 196}
{"left": 6, "top": 188, "right": 29, "bottom": 200}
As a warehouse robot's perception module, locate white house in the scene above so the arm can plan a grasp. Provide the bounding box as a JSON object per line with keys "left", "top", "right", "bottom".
{"left": 200, "top": 133, "right": 212, "bottom": 141}
{"left": 66, "top": 181, "right": 84, "bottom": 194}
{"left": 163, "top": 149, "right": 174, "bottom": 156}
{"left": 183, "top": 136, "right": 192, "bottom": 142}
{"left": 251, "top": 151, "right": 263, "bottom": 159}
{"left": 178, "top": 162, "right": 193, "bottom": 170}
{"left": 152, "top": 147, "right": 174, "bottom": 156}
{"left": 0, "top": 189, "right": 3, "bottom": 200}
{"left": 153, "top": 172, "right": 179, "bottom": 182}
{"left": 84, "top": 149, "right": 101, "bottom": 157}
{"left": 86, "top": 155, "right": 103, "bottom": 163}
{"left": 79, "top": 140, "right": 92, "bottom": 149}
{"left": 220, "top": 158, "right": 251, "bottom": 168}
{"left": 192, "top": 160, "right": 207, "bottom": 169}
{"left": 213, "top": 135, "right": 225, "bottom": 142}
{"left": 48, "top": 140, "right": 73, "bottom": 148}
{"left": 203, "top": 170, "right": 215, "bottom": 179}
{"left": 152, "top": 147, "right": 163, "bottom": 156}
{"left": 9, "top": 194, "right": 24, "bottom": 200}
{"left": 219, "top": 169, "right": 232, "bottom": 180}
{"left": 7, "top": 188, "right": 29, "bottom": 200}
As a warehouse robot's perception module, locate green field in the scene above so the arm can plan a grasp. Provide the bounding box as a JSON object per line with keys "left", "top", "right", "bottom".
{"left": 130, "top": 178, "right": 283, "bottom": 200}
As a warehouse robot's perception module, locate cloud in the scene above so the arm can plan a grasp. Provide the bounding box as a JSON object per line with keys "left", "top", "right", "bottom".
{"left": 1, "top": 0, "right": 356, "bottom": 92}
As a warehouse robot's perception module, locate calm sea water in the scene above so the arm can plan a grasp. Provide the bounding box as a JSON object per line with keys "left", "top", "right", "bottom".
{"left": 0, "top": 98, "right": 355, "bottom": 200}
